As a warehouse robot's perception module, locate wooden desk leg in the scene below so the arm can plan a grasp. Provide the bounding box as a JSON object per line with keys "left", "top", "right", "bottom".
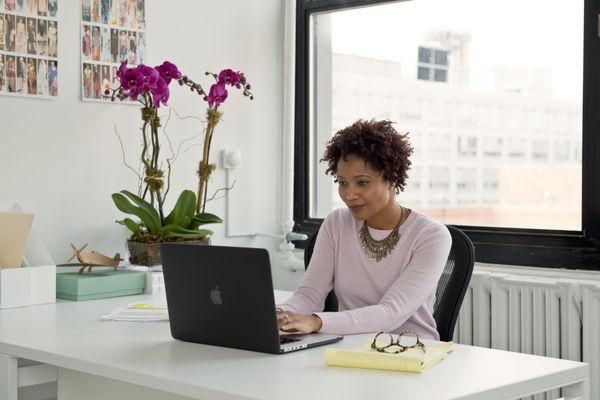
{"left": 562, "top": 377, "right": 590, "bottom": 400}
{"left": 0, "top": 353, "right": 17, "bottom": 400}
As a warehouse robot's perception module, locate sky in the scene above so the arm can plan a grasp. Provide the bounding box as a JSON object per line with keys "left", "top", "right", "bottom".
{"left": 326, "top": 0, "right": 584, "bottom": 102}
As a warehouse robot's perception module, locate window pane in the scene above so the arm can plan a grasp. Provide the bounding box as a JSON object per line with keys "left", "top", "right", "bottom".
{"left": 434, "top": 49, "right": 448, "bottom": 66}
{"left": 433, "top": 68, "right": 447, "bottom": 82}
{"left": 418, "top": 46, "right": 432, "bottom": 63}
{"left": 418, "top": 66, "right": 430, "bottom": 80}
{"left": 309, "top": 0, "right": 583, "bottom": 230}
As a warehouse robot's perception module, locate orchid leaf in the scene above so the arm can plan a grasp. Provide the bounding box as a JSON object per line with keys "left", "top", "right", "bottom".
{"left": 120, "top": 190, "right": 161, "bottom": 228}
{"left": 190, "top": 212, "right": 223, "bottom": 229}
{"left": 121, "top": 218, "right": 141, "bottom": 234}
{"left": 112, "top": 193, "right": 160, "bottom": 233}
{"left": 165, "top": 190, "right": 196, "bottom": 228}
{"left": 159, "top": 224, "right": 212, "bottom": 239}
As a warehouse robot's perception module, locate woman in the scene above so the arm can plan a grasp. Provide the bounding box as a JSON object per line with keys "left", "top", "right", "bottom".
{"left": 27, "top": 18, "right": 36, "bottom": 55}
{"left": 119, "top": 30, "right": 128, "bottom": 61}
{"left": 15, "top": 16, "right": 26, "bottom": 54}
{"left": 48, "top": 0, "right": 57, "bottom": 17}
{"left": 91, "top": 27, "right": 100, "bottom": 61}
{"left": 27, "top": 0, "right": 36, "bottom": 14}
{"left": 110, "top": 0, "right": 119, "bottom": 25}
{"left": 110, "top": 28, "right": 118, "bottom": 62}
{"left": 48, "top": 61, "right": 57, "bottom": 96}
{"left": 82, "top": 26, "right": 91, "bottom": 60}
{"left": 36, "top": 20, "right": 47, "bottom": 56}
{"left": 0, "top": 57, "right": 5, "bottom": 92}
{"left": 37, "top": 0, "right": 47, "bottom": 16}
{"left": 91, "top": 0, "right": 99, "bottom": 23}
{"left": 6, "top": 15, "right": 15, "bottom": 52}
{"left": 47, "top": 21, "right": 57, "bottom": 57}
{"left": 0, "top": 16, "right": 5, "bottom": 51}
{"left": 83, "top": 63, "right": 92, "bottom": 98}
{"left": 277, "top": 119, "right": 451, "bottom": 340}
{"left": 27, "top": 57, "right": 36, "bottom": 94}
{"left": 6, "top": 56, "right": 16, "bottom": 92}
{"left": 101, "top": 65, "right": 110, "bottom": 96}
{"left": 16, "top": 56, "right": 26, "bottom": 91}
{"left": 92, "top": 64, "right": 100, "bottom": 98}
{"left": 37, "top": 58, "right": 48, "bottom": 95}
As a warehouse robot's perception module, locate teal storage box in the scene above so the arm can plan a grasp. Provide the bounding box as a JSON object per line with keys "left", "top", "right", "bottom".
{"left": 56, "top": 270, "right": 146, "bottom": 301}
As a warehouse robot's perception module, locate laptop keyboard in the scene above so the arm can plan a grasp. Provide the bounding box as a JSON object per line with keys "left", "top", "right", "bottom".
{"left": 280, "top": 336, "right": 301, "bottom": 344}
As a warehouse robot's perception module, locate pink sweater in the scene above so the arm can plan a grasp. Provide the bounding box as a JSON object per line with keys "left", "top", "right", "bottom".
{"left": 280, "top": 208, "right": 451, "bottom": 339}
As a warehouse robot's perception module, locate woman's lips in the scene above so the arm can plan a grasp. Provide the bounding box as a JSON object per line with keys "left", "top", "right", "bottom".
{"left": 348, "top": 205, "right": 364, "bottom": 213}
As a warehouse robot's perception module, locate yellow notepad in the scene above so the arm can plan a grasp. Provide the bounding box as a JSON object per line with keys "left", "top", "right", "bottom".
{"left": 325, "top": 340, "right": 453, "bottom": 373}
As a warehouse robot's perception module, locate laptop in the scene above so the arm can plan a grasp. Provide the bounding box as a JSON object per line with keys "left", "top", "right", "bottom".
{"left": 160, "top": 244, "right": 343, "bottom": 354}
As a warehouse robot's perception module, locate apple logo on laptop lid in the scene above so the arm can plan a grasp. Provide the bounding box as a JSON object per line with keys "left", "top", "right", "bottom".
{"left": 210, "top": 286, "right": 223, "bottom": 305}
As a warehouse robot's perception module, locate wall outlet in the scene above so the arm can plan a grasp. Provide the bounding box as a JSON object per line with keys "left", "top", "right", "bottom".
{"left": 221, "top": 149, "right": 242, "bottom": 169}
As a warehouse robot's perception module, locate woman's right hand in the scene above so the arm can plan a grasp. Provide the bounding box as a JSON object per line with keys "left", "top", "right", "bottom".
{"left": 276, "top": 309, "right": 322, "bottom": 334}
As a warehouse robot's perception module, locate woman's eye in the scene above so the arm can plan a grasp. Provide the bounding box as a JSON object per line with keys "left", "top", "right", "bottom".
{"left": 335, "top": 180, "right": 348, "bottom": 187}
{"left": 358, "top": 181, "right": 370, "bottom": 186}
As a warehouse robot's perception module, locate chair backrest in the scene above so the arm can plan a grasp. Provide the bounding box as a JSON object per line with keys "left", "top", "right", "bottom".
{"left": 303, "top": 225, "right": 475, "bottom": 341}
{"left": 304, "top": 231, "right": 339, "bottom": 312}
{"left": 433, "top": 225, "right": 475, "bottom": 341}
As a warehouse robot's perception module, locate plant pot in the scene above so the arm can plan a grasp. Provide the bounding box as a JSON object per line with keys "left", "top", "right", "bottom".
{"left": 126, "top": 238, "right": 210, "bottom": 267}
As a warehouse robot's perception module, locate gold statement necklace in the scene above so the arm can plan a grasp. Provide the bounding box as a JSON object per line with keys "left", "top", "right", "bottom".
{"left": 359, "top": 206, "right": 407, "bottom": 262}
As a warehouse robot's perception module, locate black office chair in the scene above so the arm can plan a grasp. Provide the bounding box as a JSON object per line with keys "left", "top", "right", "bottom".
{"left": 304, "top": 225, "right": 475, "bottom": 342}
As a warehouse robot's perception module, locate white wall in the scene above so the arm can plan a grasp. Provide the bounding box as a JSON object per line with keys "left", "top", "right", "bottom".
{"left": 0, "top": 0, "right": 303, "bottom": 290}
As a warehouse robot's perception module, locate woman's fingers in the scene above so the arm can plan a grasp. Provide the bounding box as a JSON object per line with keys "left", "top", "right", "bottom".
{"left": 275, "top": 311, "right": 315, "bottom": 334}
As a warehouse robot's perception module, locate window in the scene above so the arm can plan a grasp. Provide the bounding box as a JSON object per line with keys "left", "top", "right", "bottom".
{"left": 507, "top": 137, "right": 527, "bottom": 160}
{"left": 429, "top": 167, "right": 450, "bottom": 191}
{"left": 554, "top": 141, "right": 571, "bottom": 162}
{"left": 483, "top": 137, "right": 503, "bottom": 158}
{"left": 532, "top": 140, "right": 549, "bottom": 161}
{"left": 418, "top": 46, "right": 449, "bottom": 82}
{"left": 456, "top": 168, "right": 476, "bottom": 192}
{"left": 294, "top": 0, "right": 600, "bottom": 268}
{"left": 458, "top": 136, "right": 477, "bottom": 157}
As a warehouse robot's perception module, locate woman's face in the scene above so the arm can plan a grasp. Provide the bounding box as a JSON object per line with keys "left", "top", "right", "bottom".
{"left": 336, "top": 154, "right": 395, "bottom": 221}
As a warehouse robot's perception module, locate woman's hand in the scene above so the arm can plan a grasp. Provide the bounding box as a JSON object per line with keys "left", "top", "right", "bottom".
{"left": 276, "top": 309, "right": 322, "bottom": 334}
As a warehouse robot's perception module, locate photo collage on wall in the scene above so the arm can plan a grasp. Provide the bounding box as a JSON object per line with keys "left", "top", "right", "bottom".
{"left": 0, "top": 0, "right": 59, "bottom": 98}
{"left": 80, "top": 0, "right": 145, "bottom": 102}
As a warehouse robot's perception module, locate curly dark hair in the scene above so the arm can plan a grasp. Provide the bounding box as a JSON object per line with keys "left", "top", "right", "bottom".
{"left": 321, "top": 119, "right": 413, "bottom": 192}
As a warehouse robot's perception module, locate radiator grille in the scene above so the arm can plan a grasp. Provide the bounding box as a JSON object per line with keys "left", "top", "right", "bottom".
{"left": 454, "top": 270, "right": 600, "bottom": 400}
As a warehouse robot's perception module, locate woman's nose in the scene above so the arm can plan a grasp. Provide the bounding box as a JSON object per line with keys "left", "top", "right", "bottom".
{"left": 343, "top": 185, "right": 359, "bottom": 200}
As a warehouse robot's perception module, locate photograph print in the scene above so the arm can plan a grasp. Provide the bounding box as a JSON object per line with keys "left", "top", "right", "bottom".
{"left": 0, "top": 13, "right": 5, "bottom": 51}
{"left": 0, "top": 54, "right": 4, "bottom": 92}
{"left": 26, "top": 17, "right": 35, "bottom": 55}
{"left": 36, "top": 57, "right": 47, "bottom": 95}
{"left": 36, "top": 18, "right": 46, "bottom": 56}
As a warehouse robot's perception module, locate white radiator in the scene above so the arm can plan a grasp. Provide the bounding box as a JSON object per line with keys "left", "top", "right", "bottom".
{"left": 454, "top": 267, "right": 600, "bottom": 400}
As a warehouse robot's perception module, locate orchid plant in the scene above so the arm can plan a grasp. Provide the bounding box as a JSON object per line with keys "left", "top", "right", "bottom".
{"left": 177, "top": 69, "right": 253, "bottom": 213}
{"left": 109, "top": 60, "right": 223, "bottom": 242}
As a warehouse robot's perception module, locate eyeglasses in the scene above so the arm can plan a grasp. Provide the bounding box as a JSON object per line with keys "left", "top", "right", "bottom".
{"left": 370, "top": 331, "right": 426, "bottom": 354}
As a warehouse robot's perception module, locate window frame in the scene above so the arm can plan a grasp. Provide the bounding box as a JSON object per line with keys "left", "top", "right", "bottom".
{"left": 293, "top": 0, "right": 600, "bottom": 269}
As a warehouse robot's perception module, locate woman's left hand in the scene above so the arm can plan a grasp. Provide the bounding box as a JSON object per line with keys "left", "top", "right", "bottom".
{"left": 276, "top": 310, "right": 322, "bottom": 334}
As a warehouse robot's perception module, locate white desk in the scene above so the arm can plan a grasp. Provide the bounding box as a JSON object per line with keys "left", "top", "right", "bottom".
{"left": 0, "top": 290, "right": 590, "bottom": 400}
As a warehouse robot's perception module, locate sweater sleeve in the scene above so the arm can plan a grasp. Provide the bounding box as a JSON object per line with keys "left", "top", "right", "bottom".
{"left": 278, "top": 214, "right": 336, "bottom": 314}
{"left": 314, "top": 223, "right": 451, "bottom": 335}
